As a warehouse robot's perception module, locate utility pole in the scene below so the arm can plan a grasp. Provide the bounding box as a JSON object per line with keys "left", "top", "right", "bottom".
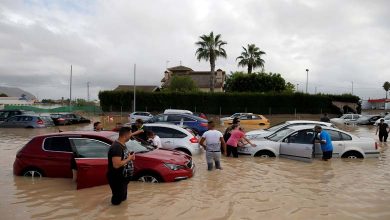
{"left": 133, "top": 64, "right": 136, "bottom": 112}
{"left": 296, "top": 83, "right": 299, "bottom": 92}
{"left": 351, "top": 81, "right": 354, "bottom": 95}
{"left": 315, "top": 86, "right": 317, "bottom": 94}
{"left": 166, "top": 60, "right": 170, "bottom": 69}
{"left": 87, "top": 81, "right": 90, "bottom": 101}
{"left": 69, "top": 65, "right": 72, "bottom": 111}
{"left": 305, "top": 69, "right": 309, "bottom": 93}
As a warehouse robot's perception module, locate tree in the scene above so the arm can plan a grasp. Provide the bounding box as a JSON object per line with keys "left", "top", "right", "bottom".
{"left": 167, "top": 76, "right": 198, "bottom": 92}
{"left": 383, "top": 81, "right": 390, "bottom": 99}
{"left": 0, "top": 93, "right": 8, "bottom": 97}
{"left": 224, "top": 71, "right": 292, "bottom": 93}
{"left": 236, "top": 44, "right": 266, "bottom": 74}
{"left": 195, "top": 31, "right": 227, "bottom": 92}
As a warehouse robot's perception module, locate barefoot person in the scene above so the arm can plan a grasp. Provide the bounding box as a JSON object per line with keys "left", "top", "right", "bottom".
{"left": 314, "top": 125, "right": 333, "bottom": 161}
{"left": 199, "top": 121, "right": 226, "bottom": 171}
{"left": 107, "top": 127, "right": 135, "bottom": 205}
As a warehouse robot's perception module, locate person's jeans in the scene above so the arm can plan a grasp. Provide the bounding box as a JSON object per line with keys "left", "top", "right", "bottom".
{"left": 206, "top": 151, "right": 222, "bottom": 170}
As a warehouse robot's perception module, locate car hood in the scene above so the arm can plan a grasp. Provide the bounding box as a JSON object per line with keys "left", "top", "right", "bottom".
{"left": 140, "top": 149, "right": 191, "bottom": 164}
{"left": 246, "top": 130, "right": 271, "bottom": 139}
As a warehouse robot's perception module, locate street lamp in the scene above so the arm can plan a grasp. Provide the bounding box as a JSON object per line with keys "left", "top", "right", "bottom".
{"left": 296, "top": 83, "right": 299, "bottom": 92}
{"left": 305, "top": 69, "right": 309, "bottom": 93}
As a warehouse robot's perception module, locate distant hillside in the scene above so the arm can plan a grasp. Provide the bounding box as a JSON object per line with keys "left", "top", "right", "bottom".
{"left": 0, "top": 86, "right": 36, "bottom": 100}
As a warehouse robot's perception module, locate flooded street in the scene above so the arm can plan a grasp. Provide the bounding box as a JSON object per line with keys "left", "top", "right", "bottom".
{"left": 1, "top": 119, "right": 390, "bottom": 220}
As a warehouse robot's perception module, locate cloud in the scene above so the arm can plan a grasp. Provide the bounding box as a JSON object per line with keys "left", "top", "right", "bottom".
{"left": 0, "top": 0, "right": 389, "bottom": 100}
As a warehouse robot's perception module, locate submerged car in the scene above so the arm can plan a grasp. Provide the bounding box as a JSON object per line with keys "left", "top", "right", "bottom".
{"left": 146, "top": 113, "right": 208, "bottom": 135}
{"left": 356, "top": 115, "right": 382, "bottom": 125}
{"left": 50, "top": 113, "right": 91, "bottom": 125}
{"left": 374, "top": 114, "right": 390, "bottom": 126}
{"left": 128, "top": 112, "right": 153, "bottom": 123}
{"left": 246, "top": 120, "right": 334, "bottom": 140}
{"left": 223, "top": 113, "right": 270, "bottom": 126}
{"left": 0, "top": 115, "right": 54, "bottom": 128}
{"left": 13, "top": 131, "right": 195, "bottom": 189}
{"left": 220, "top": 113, "right": 253, "bottom": 122}
{"left": 238, "top": 125, "right": 380, "bottom": 161}
{"left": 0, "top": 110, "right": 35, "bottom": 122}
{"left": 330, "top": 114, "right": 361, "bottom": 125}
{"left": 143, "top": 123, "right": 201, "bottom": 156}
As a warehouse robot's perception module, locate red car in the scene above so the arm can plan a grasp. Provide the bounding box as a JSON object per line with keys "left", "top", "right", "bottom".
{"left": 13, "top": 131, "right": 195, "bottom": 189}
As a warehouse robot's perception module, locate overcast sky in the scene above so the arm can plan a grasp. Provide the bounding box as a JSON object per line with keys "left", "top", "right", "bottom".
{"left": 0, "top": 0, "right": 389, "bottom": 100}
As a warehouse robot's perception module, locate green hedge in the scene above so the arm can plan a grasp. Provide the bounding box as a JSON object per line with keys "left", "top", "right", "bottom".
{"left": 98, "top": 91, "right": 359, "bottom": 114}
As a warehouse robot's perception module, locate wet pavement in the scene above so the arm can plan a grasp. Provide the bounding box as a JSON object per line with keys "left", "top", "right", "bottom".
{"left": 0, "top": 118, "right": 389, "bottom": 219}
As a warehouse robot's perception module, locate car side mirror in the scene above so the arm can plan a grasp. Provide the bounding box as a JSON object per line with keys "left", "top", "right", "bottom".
{"left": 283, "top": 138, "right": 289, "bottom": 143}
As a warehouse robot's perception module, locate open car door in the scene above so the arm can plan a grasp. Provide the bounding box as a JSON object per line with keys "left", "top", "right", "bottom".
{"left": 75, "top": 158, "right": 108, "bottom": 190}
{"left": 279, "top": 129, "right": 314, "bottom": 162}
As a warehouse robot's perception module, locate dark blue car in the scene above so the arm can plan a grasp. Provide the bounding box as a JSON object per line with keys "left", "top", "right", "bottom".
{"left": 146, "top": 114, "right": 208, "bottom": 135}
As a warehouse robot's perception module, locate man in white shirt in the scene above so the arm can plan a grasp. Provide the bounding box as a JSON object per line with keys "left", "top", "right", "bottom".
{"left": 199, "top": 121, "right": 226, "bottom": 171}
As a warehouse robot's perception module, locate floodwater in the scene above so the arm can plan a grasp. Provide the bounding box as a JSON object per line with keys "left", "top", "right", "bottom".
{"left": 1, "top": 117, "right": 390, "bottom": 220}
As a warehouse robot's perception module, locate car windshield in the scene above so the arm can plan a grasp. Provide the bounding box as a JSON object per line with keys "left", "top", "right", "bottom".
{"left": 266, "top": 128, "right": 294, "bottom": 142}
{"left": 265, "top": 122, "right": 286, "bottom": 132}
{"left": 109, "top": 134, "right": 154, "bottom": 152}
{"left": 359, "top": 115, "right": 371, "bottom": 120}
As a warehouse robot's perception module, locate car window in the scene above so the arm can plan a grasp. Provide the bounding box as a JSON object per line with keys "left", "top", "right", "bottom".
{"left": 183, "top": 116, "right": 196, "bottom": 122}
{"left": 126, "top": 140, "right": 150, "bottom": 153}
{"left": 340, "top": 132, "right": 352, "bottom": 141}
{"left": 268, "top": 128, "right": 294, "bottom": 142}
{"left": 149, "top": 126, "right": 187, "bottom": 138}
{"left": 153, "top": 115, "right": 168, "bottom": 122}
{"left": 286, "top": 129, "right": 315, "bottom": 144}
{"left": 70, "top": 138, "right": 110, "bottom": 158}
{"left": 21, "top": 116, "right": 33, "bottom": 121}
{"left": 44, "top": 137, "right": 73, "bottom": 152}
{"left": 167, "top": 115, "right": 183, "bottom": 122}
{"left": 6, "top": 116, "right": 20, "bottom": 122}
{"left": 344, "top": 115, "right": 352, "bottom": 119}
{"left": 353, "top": 115, "right": 360, "bottom": 119}
{"left": 0, "top": 111, "right": 9, "bottom": 118}
{"left": 265, "top": 122, "right": 286, "bottom": 132}
{"left": 325, "top": 129, "right": 342, "bottom": 141}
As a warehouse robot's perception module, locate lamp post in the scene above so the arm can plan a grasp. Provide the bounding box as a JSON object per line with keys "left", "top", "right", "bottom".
{"left": 296, "top": 83, "right": 299, "bottom": 92}
{"left": 305, "top": 69, "right": 309, "bottom": 93}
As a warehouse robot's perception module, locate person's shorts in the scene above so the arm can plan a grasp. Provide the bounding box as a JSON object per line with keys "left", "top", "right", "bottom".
{"left": 322, "top": 151, "right": 333, "bottom": 160}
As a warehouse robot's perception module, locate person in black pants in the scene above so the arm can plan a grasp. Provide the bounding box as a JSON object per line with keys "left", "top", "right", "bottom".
{"left": 107, "top": 127, "right": 135, "bottom": 205}
{"left": 376, "top": 119, "right": 389, "bottom": 142}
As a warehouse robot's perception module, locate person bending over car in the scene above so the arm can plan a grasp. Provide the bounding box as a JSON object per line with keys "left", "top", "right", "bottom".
{"left": 314, "top": 125, "right": 333, "bottom": 161}
{"left": 131, "top": 119, "right": 148, "bottom": 142}
{"left": 107, "top": 126, "right": 135, "bottom": 205}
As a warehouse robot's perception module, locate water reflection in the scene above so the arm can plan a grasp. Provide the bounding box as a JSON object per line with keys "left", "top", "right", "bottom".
{"left": 1, "top": 118, "right": 390, "bottom": 219}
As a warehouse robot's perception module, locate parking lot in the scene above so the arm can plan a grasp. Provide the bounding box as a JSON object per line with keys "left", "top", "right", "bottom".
{"left": 0, "top": 118, "right": 390, "bottom": 219}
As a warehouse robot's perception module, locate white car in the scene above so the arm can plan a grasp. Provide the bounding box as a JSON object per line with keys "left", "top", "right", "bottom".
{"left": 246, "top": 120, "right": 334, "bottom": 140}
{"left": 238, "top": 125, "right": 380, "bottom": 161}
{"left": 128, "top": 112, "right": 153, "bottom": 123}
{"left": 163, "top": 109, "right": 193, "bottom": 115}
{"left": 373, "top": 114, "right": 390, "bottom": 126}
{"left": 330, "top": 114, "right": 361, "bottom": 125}
{"left": 220, "top": 113, "right": 253, "bottom": 122}
{"left": 143, "top": 123, "right": 201, "bottom": 156}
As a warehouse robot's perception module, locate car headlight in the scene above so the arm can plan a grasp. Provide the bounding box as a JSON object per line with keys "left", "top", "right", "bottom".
{"left": 164, "top": 163, "right": 186, "bottom": 171}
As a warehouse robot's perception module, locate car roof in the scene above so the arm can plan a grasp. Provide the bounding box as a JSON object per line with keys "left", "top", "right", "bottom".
{"left": 285, "top": 120, "right": 333, "bottom": 126}
{"left": 144, "top": 123, "right": 189, "bottom": 131}
{"left": 286, "top": 125, "right": 349, "bottom": 133}
{"left": 157, "top": 113, "right": 207, "bottom": 121}
{"left": 34, "top": 131, "right": 117, "bottom": 139}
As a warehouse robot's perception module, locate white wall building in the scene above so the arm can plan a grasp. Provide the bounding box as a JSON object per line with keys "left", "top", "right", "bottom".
{"left": 0, "top": 97, "right": 34, "bottom": 109}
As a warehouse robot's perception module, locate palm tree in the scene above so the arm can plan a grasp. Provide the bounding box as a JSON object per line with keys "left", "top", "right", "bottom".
{"left": 236, "top": 44, "right": 266, "bottom": 74}
{"left": 383, "top": 81, "right": 390, "bottom": 99}
{"left": 195, "top": 32, "right": 227, "bottom": 92}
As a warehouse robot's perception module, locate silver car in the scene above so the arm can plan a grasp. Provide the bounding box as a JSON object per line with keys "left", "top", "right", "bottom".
{"left": 128, "top": 112, "right": 153, "bottom": 123}
{"left": 238, "top": 125, "right": 380, "bottom": 161}
{"left": 0, "top": 115, "right": 54, "bottom": 128}
{"left": 246, "top": 120, "right": 334, "bottom": 140}
{"left": 144, "top": 123, "right": 201, "bottom": 156}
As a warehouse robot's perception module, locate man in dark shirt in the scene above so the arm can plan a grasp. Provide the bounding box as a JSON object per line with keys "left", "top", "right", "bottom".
{"left": 376, "top": 119, "right": 389, "bottom": 142}
{"left": 131, "top": 119, "right": 148, "bottom": 143}
{"left": 107, "top": 126, "right": 135, "bottom": 205}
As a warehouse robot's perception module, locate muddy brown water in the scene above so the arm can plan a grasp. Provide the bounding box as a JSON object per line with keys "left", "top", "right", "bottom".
{"left": 1, "top": 116, "right": 390, "bottom": 219}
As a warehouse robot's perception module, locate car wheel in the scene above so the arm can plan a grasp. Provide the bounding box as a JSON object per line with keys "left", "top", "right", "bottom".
{"left": 23, "top": 169, "right": 43, "bottom": 178}
{"left": 138, "top": 174, "right": 161, "bottom": 183}
{"left": 342, "top": 151, "right": 363, "bottom": 159}
{"left": 254, "top": 150, "right": 275, "bottom": 158}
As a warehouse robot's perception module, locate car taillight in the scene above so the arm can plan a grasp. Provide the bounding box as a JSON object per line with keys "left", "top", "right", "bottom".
{"left": 190, "top": 137, "right": 198, "bottom": 143}
{"left": 58, "top": 118, "right": 65, "bottom": 121}
{"left": 200, "top": 122, "right": 208, "bottom": 127}
{"left": 375, "top": 142, "right": 378, "bottom": 150}
{"left": 37, "top": 119, "right": 44, "bottom": 125}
